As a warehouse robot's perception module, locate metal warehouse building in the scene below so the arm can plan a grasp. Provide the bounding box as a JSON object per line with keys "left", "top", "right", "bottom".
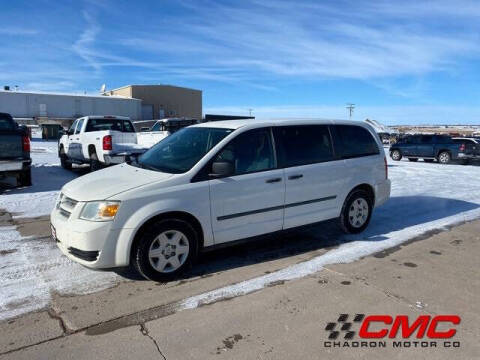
{"left": 0, "top": 84, "right": 202, "bottom": 127}
{"left": 0, "top": 90, "right": 141, "bottom": 127}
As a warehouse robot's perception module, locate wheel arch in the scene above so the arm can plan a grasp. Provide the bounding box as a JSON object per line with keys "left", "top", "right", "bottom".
{"left": 347, "top": 183, "right": 375, "bottom": 204}
{"left": 129, "top": 210, "right": 205, "bottom": 263}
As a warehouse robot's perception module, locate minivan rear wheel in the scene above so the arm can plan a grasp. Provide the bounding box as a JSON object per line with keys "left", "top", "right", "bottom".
{"left": 339, "top": 189, "right": 373, "bottom": 234}
{"left": 132, "top": 219, "right": 198, "bottom": 281}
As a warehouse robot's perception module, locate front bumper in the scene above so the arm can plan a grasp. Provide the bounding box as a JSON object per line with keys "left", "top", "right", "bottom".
{"left": 50, "top": 197, "right": 134, "bottom": 268}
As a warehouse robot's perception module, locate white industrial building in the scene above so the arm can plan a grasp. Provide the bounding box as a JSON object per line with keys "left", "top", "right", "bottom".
{"left": 0, "top": 90, "right": 141, "bottom": 127}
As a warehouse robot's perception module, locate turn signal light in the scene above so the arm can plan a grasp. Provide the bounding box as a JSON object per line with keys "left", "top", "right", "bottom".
{"left": 98, "top": 203, "right": 119, "bottom": 218}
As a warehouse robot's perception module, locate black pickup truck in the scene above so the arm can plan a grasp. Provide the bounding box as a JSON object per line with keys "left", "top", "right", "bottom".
{"left": 0, "top": 112, "right": 32, "bottom": 186}
{"left": 390, "top": 134, "right": 462, "bottom": 164}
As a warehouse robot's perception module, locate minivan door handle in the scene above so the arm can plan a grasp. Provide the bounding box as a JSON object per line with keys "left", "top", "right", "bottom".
{"left": 265, "top": 177, "right": 282, "bottom": 183}
{"left": 288, "top": 174, "right": 303, "bottom": 180}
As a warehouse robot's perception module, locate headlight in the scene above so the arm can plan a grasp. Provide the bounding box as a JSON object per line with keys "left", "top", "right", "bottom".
{"left": 80, "top": 201, "right": 120, "bottom": 221}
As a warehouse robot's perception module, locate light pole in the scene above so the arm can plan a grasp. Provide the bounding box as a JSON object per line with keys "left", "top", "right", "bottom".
{"left": 346, "top": 103, "right": 355, "bottom": 120}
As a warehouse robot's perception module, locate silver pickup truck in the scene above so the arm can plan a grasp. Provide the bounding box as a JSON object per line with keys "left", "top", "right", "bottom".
{"left": 0, "top": 112, "right": 32, "bottom": 186}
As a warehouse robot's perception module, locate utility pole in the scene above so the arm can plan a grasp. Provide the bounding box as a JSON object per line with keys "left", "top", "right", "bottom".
{"left": 346, "top": 103, "right": 355, "bottom": 120}
{"left": 247, "top": 108, "right": 253, "bottom": 117}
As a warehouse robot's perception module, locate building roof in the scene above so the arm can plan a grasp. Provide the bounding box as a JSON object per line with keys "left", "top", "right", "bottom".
{"left": 110, "top": 84, "right": 201, "bottom": 92}
{"left": 0, "top": 89, "right": 138, "bottom": 100}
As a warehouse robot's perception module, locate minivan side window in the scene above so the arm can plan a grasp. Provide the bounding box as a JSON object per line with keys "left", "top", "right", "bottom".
{"left": 333, "top": 125, "right": 379, "bottom": 159}
{"left": 273, "top": 125, "right": 334, "bottom": 167}
{"left": 215, "top": 128, "right": 275, "bottom": 175}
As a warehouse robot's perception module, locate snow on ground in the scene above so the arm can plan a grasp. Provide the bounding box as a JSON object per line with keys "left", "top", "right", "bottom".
{"left": 1, "top": 134, "right": 80, "bottom": 218}
{"left": 1, "top": 140, "right": 480, "bottom": 320}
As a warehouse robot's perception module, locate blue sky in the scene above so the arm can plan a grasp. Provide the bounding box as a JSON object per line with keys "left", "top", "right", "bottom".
{"left": 1, "top": 0, "right": 480, "bottom": 124}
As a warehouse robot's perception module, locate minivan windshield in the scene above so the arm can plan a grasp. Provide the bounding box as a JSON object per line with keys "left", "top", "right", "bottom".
{"left": 137, "top": 127, "right": 234, "bottom": 173}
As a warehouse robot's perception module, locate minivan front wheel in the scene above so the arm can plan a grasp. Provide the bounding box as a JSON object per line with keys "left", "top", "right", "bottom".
{"left": 132, "top": 219, "right": 198, "bottom": 281}
{"left": 340, "top": 189, "right": 373, "bottom": 234}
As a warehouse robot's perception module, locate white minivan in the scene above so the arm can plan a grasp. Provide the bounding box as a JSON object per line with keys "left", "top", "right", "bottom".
{"left": 51, "top": 119, "right": 390, "bottom": 280}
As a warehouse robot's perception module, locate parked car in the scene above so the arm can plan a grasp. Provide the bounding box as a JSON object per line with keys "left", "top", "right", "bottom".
{"left": 58, "top": 116, "right": 148, "bottom": 172}
{"left": 389, "top": 134, "right": 462, "bottom": 164}
{"left": 0, "top": 112, "right": 32, "bottom": 186}
{"left": 452, "top": 137, "right": 480, "bottom": 164}
{"left": 136, "top": 118, "right": 198, "bottom": 148}
{"left": 50, "top": 119, "right": 391, "bottom": 280}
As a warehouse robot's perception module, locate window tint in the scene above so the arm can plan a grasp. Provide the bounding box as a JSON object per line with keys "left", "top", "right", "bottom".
{"left": 273, "top": 125, "right": 333, "bottom": 167}
{"left": 433, "top": 135, "right": 451, "bottom": 143}
{"left": 215, "top": 128, "right": 275, "bottom": 175}
{"left": 85, "top": 118, "right": 131, "bottom": 132}
{"left": 334, "top": 125, "right": 379, "bottom": 158}
{"left": 420, "top": 135, "right": 433, "bottom": 144}
{"left": 75, "top": 118, "right": 84, "bottom": 134}
{"left": 0, "top": 114, "right": 14, "bottom": 130}
{"left": 138, "top": 127, "right": 233, "bottom": 174}
{"left": 123, "top": 121, "right": 135, "bottom": 133}
{"left": 68, "top": 119, "right": 78, "bottom": 134}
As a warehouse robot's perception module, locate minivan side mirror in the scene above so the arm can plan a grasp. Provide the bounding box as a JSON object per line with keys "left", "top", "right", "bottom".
{"left": 210, "top": 161, "right": 234, "bottom": 178}
{"left": 67, "top": 129, "right": 74, "bottom": 136}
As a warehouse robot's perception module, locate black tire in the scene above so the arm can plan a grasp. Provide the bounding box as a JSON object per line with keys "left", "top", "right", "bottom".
{"left": 89, "top": 152, "right": 102, "bottom": 172}
{"left": 132, "top": 219, "right": 199, "bottom": 281}
{"left": 408, "top": 158, "right": 418, "bottom": 162}
{"left": 18, "top": 169, "right": 32, "bottom": 187}
{"left": 339, "top": 189, "right": 373, "bottom": 234}
{"left": 390, "top": 149, "right": 402, "bottom": 161}
{"left": 437, "top": 151, "right": 451, "bottom": 164}
{"left": 459, "top": 159, "right": 470, "bottom": 165}
{"left": 59, "top": 147, "right": 72, "bottom": 170}
{"left": 423, "top": 159, "right": 434, "bottom": 163}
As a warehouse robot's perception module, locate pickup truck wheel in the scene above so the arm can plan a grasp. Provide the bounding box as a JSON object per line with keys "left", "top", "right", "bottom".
{"left": 438, "top": 151, "right": 451, "bottom": 164}
{"left": 89, "top": 152, "right": 102, "bottom": 172}
{"left": 60, "top": 150, "right": 72, "bottom": 170}
{"left": 339, "top": 189, "right": 373, "bottom": 234}
{"left": 391, "top": 150, "right": 402, "bottom": 161}
{"left": 133, "top": 219, "right": 198, "bottom": 281}
{"left": 18, "top": 169, "right": 32, "bottom": 187}
{"left": 408, "top": 158, "right": 418, "bottom": 162}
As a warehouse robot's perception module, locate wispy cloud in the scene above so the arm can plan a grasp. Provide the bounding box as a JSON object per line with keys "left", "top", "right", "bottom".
{"left": 72, "top": 10, "right": 102, "bottom": 72}
{"left": 118, "top": 0, "right": 480, "bottom": 81}
{"left": 0, "top": 27, "right": 38, "bottom": 35}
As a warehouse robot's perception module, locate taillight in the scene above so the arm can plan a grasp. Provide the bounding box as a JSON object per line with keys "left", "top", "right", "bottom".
{"left": 384, "top": 156, "right": 388, "bottom": 179}
{"left": 22, "top": 135, "right": 30, "bottom": 152}
{"left": 102, "top": 135, "right": 112, "bottom": 150}
{"left": 459, "top": 143, "right": 465, "bottom": 152}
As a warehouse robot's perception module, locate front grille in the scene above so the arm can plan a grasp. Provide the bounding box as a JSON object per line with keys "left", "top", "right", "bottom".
{"left": 68, "top": 247, "right": 99, "bottom": 262}
{"left": 57, "top": 193, "right": 78, "bottom": 220}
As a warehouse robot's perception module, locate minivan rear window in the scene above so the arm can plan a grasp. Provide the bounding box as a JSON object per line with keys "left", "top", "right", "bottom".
{"left": 334, "top": 125, "right": 379, "bottom": 159}
{"left": 274, "top": 125, "right": 334, "bottom": 167}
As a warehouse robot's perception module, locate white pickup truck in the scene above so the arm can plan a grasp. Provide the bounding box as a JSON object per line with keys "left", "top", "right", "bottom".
{"left": 59, "top": 116, "right": 148, "bottom": 171}
{"left": 136, "top": 118, "right": 198, "bottom": 148}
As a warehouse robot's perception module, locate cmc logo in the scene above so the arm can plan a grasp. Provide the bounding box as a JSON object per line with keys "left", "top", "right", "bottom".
{"left": 325, "top": 314, "right": 461, "bottom": 340}
{"left": 359, "top": 315, "right": 460, "bottom": 339}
